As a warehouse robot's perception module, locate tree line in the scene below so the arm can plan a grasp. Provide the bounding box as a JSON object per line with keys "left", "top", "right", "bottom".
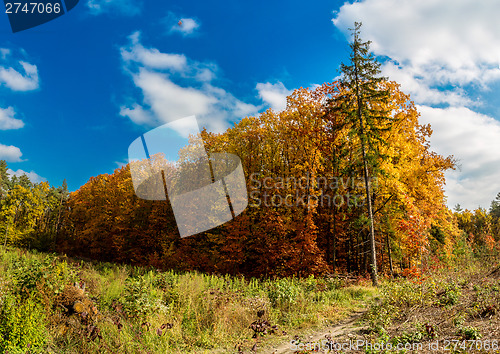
{"left": 0, "top": 160, "right": 69, "bottom": 251}
{"left": 1, "top": 24, "right": 499, "bottom": 279}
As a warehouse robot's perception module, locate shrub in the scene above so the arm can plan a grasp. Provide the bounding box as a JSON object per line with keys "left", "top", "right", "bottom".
{"left": 458, "top": 326, "right": 482, "bottom": 340}
{"left": 0, "top": 295, "right": 47, "bottom": 352}
{"left": 438, "top": 284, "right": 461, "bottom": 306}
{"left": 382, "top": 279, "right": 429, "bottom": 308}
{"left": 122, "top": 275, "right": 164, "bottom": 321}
{"left": 393, "top": 330, "right": 424, "bottom": 345}
{"left": 10, "top": 255, "right": 75, "bottom": 300}
{"left": 266, "top": 278, "right": 300, "bottom": 307}
{"left": 392, "top": 323, "right": 436, "bottom": 346}
{"left": 365, "top": 303, "right": 396, "bottom": 334}
{"left": 301, "top": 276, "right": 343, "bottom": 294}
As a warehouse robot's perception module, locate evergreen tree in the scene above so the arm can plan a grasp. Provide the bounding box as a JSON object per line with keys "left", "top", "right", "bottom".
{"left": 491, "top": 193, "right": 500, "bottom": 241}
{"left": 490, "top": 193, "right": 500, "bottom": 219}
{"left": 0, "top": 160, "right": 10, "bottom": 198}
{"left": 18, "top": 174, "right": 33, "bottom": 189}
{"left": 331, "top": 22, "right": 392, "bottom": 286}
{"left": 59, "top": 179, "right": 69, "bottom": 201}
{"left": 9, "top": 175, "right": 18, "bottom": 189}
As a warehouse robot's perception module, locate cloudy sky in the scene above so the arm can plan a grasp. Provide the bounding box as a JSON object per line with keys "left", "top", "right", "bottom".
{"left": 0, "top": 0, "right": 498, "bottom": 210}
{"left": 333, "top": 0, "right": 500, "bottom": 210}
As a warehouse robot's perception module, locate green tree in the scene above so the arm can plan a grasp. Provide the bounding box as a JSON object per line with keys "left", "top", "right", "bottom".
{"left": 17, "top": 174, "right": 33, "bottom": 189}
{"left": 0, "top": 183, "right": 49, "bottom": 247}
{"left": 0, "top": 160, "right": 10, "bottom": 199}
{"left": 490, "top": 193, "right": 500, "bottom": 219}
{"left": 331, "top": 22, "right": 392, "bottom": 286}
{"left": 490, "top": 193, "right": 500, "bottom": 241}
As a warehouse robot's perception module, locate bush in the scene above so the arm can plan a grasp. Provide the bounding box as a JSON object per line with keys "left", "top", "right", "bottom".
{"left": 438, "top": 284, "right": 461, "bottom": 306}
{"left": 0, "top": 295, "right": 47, "bottom": 352}
{"left": 301, "top": 275, "right": 344, "bottom": 294}
{"left": 382, "top": 279, "right": 430, "bottom": 308}
{"left": 458, "top": 326, "right": 482, "bottom": 340}
{"left": 392, "top": 323, "right": 436, "bottom": 346}
{"left": 393, "top": 330, "right": 424, "bottom": 345}
{"left": 122, "top": 275, "right": 164, "bottom": 321}
{"left": 266, "top": 278, "right": 300, "bottom": 307}
{"left": 365, "top": 302, "right": 396, "bottom": 334}
{"left": 10, "top": 255, "right": 75, "bottom": 300}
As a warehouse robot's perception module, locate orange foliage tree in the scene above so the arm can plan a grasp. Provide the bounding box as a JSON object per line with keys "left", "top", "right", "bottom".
{"left": 58, "top": 80, "right": 457, "bottom": 277}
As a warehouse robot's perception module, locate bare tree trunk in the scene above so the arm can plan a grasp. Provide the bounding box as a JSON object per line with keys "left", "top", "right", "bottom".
{"left": 348, "top": 232, "right": 352, "bottom": 273}
{"left": 380, "top": 235, "right": 384, "bottom": 274}
{"left": 326, "top": 221, "right": 331, "bottom": 265}
{"left": 387, "top": 234, "right": 394, "bottom": 276}
{"left": 332, "top": 211, "right": 337, "bottom": 272}
{"left": 354, "top": 60, "right": 378, "bottom": 287}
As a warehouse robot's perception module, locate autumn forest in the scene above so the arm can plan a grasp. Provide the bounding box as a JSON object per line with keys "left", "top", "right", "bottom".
{"left": 1, "top": 26, "right": 500, "bottom": 284}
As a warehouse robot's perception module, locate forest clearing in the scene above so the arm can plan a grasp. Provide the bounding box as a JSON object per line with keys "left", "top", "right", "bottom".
{"left": 0, "top": 248, "right": 499, "bottom": 353}
{"left": 1, "top": 18, "right": 500, "bottom": 353}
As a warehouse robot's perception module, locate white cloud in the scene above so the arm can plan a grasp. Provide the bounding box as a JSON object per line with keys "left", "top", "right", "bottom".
{"left": 119, "top": 103, "right": 154, "bottom": 125}
{"left": 333, "top": 0, "right": 500, "bottom": 209}
{"left": 166, "top": 116, "right": 200, "bottom": 139}
{"left": 417, "top": 106, "right": 500, "bottom": 209}
{"left": 125, "top": 68, "right": 215, "bottom": 124}
{"left": 126, "top": 49, "right": 186, "bottom": 71}
{"left": 0, "top": 61, "right": 39, "bottom": 91}
{"left": 0, "top": 144, "right": 23, "bottom": 162}
{"left": 120, "top": 34, "right": 259, "bottom": 133}
{"left": 170, "top": 18, "right": 200, "bottom": 36}
{"left": 120, "top": 32, "right": 217, "bottom": 81}
{"left": 333, "top": 0, "right": 500, "bottom": 106}
{"left": 86, "top": 0, "right": 140, "bottom": 15}
{"left": 380, "top": 62, "right": 471, "bottom": 107}
{"left": 256, "top": 82, "right": 292, "bottom": 112}
{"left": 121, "top": 33, "right": 187, "bottom": 71}
{"left": 7, "top": 168, "right": 46, "bottom": 184}
{"left": 0, "top": 107, "right": 24, "bottom": 130}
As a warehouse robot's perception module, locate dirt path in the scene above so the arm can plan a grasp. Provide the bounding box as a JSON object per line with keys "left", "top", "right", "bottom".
{"left": 266, "top": 310, "right": 367, "bottom": 353}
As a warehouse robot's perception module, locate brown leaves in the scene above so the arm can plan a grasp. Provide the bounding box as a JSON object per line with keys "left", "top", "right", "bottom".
{"left": 156, "top": 323, "right": 173, "bottom": 336}
{"left": 112, "top": 316, "right": 123, "bottom": 331}
{"left": 249, "top": 319, "right": 279, "bottom": 338}
{"left": 480, "top": 305, "right": 497, "bottom": 318}
{"left": 87, "top": 324, "right": 102, "bottom": 341}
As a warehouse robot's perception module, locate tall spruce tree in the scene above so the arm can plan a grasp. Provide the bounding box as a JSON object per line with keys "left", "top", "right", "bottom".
{"left": 0, "top": 160, "right": 9, "bottom": 199}
{"left": 332, "top": 22, "right": 393, "bottom": 286}
{"left": 490, "top": 193, "right": 500, "bottom": 219}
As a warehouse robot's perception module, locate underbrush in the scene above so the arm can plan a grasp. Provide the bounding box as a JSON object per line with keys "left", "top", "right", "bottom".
{"left": 0, "top": 248, "right": 374, "bottom": 353}
{"left": 363, "top": 257, "right": 500, "bottom": 352}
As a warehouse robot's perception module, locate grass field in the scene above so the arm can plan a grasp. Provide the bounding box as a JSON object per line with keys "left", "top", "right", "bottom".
{"left": 0, "top": 248, "right": 375, "bottom": 353}
{"left": 1, "top": 247, "right": 498, "bottom": 353}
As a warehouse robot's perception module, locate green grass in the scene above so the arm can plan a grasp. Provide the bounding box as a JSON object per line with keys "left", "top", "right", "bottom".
{"left": 0, "top": 247, "right": 375, "bottom": 353}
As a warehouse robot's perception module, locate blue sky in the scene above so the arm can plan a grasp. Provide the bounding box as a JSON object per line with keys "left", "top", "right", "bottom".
{"left": 0, "top": 0, "right": 347, "bottom": 189}
{"left": 1, "top": 0, "right": 500, "bottom": 210}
